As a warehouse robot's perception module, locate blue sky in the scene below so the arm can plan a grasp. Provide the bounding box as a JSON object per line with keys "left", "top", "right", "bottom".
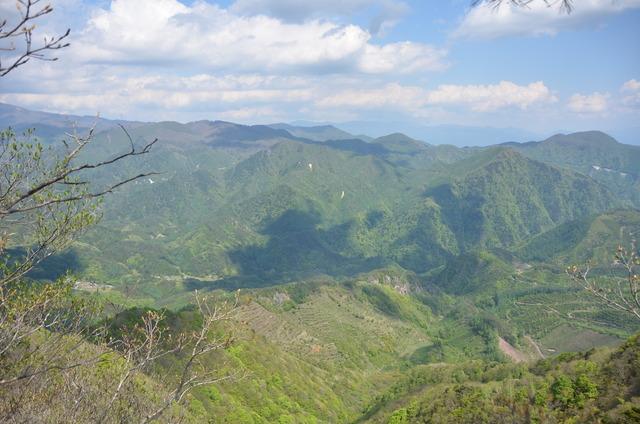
{"left": 0, "top": 0, "right": 639, "bottom": 143}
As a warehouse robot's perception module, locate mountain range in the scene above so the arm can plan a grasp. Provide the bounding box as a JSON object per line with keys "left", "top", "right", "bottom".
{"left": 4, "top": 102, "right": 640, "bottom": 422}
{"left": 2, "top": 102, "right": 635, "bottom": 287}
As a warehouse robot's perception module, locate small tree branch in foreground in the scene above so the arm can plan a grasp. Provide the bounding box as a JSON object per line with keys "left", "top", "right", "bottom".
{"left": 0, "top": 125, "right": 158, "bottom": 287}
{"left": 567, "top": 242, "right": 640, "bottom": 321}
{"left": 473, "top": 0, "right": 573, "bottom": 13}
{"left": 0, "top": 0, "right": 70, "bottom": 76}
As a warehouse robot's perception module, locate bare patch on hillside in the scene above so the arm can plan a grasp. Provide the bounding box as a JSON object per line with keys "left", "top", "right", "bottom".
{"left": 498, "top": 337, "right": 528, "bottom": 363}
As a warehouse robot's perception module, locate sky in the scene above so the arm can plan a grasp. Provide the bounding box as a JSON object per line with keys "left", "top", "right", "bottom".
{"left": 0, "top": 0, "right": 639, "bottom": 142}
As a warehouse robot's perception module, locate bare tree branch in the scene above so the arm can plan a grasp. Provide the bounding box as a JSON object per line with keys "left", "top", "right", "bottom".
{"left": 1, "top": 126, "right": 159, "bottom": 216}
{"left": 0, "top": 0, "right": 70, "bottom": 76}
{"left": 472, "top": 0, "right": 573, "bottom": 13}
{"left": 567, "top": 242, "right": 640, "bottom": 321}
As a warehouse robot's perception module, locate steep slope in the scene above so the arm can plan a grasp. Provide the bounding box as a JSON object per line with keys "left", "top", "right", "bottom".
{"left": 426, "top": 148, "right": 617, "bottom": 250}
{"left": 432, "top": 250, "right": 514, "bottom": 295}
{"left": 362, "top": 334, "right": 640, "bottom": 424}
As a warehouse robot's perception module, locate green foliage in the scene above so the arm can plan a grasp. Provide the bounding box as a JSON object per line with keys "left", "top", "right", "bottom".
{"left": 510, "top": 131, "right": 640, "bottom": 205}
{"left": 5, "top": 120, "right": 640, "bottom": 423}
{"left": 433, "top": 250, "right": 513, "bottom": 295}
{"left": 551, "top": 375, "right": 575, "bottom": 406}
{"left": 368, "top": 333, "right": 639, "bottom": 423}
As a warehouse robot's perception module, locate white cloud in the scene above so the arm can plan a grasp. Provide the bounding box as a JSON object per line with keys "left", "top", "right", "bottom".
{"left": 621, "top": 79, "right": 640, "bottom": 108}
{"left": 455, "top": 0, "right": 640, "bottom": 39}
{"left": 567, "top": 92, "right": 610, "bottom": 113}
{"left": 230, "top": 0, "right": 409, "bottom": 35}
{"left": 622, "top": 79, "right": 640, "bottom": 91}
{"left": 69, "top": 0, "right": 442, "bottom": 75}
{"left": 316, "top": 80, "right": 557, "bottom": 112}
{"left": 316, "top": 83, "right": 426, "bottom": 109}
{"left": 425, "top": 81, "right": 557, "bottom": 112}
{"left": 0, "top": 70, "right": 316, "bottom": 119}
{"left": 359, "top": 42, "right": 448, "bottom": 73}
{"left": 215, "top": 106, "right": 285, "bottom": 121}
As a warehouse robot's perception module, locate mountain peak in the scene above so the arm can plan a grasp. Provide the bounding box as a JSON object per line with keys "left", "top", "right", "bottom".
{"left": 372, "top": 133, "right": 429, "bottom": 154}
{"left": 268, "top": 123, "right": 357, "bottom": 142}
{"left": 375, "top": 132, "right": 422, "bottom": 143}
{"left": 543, "top": 131, "right": 619, "bottom": 147}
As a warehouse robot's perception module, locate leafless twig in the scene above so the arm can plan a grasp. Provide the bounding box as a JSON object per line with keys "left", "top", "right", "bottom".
{"left": 0, "top": 0, "right": 70, "bottom": 76}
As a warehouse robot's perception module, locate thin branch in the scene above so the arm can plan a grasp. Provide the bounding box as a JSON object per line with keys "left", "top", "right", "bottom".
{"left": 0, "top": 0, "right": 70, "bottom": 76}
{"left": 1, "top": 132, "right": 158, "bottom": 215}
{"left": 472, "top": 0, "right": 573, "bottom": 13}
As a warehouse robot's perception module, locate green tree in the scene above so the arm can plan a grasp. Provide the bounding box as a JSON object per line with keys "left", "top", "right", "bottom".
{"left": 389, "top": 408, "right": 409, "bottom": 424}
{"left": 573, "top": 374, "right": 598, "bottom": 407}
{"left": 551, "top": 375, "right": 574, "bottom": 407}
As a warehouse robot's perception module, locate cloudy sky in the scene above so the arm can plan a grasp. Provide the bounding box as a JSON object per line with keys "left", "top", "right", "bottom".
{"left": 1, "top": 0, "right": 639, "bottom": 140}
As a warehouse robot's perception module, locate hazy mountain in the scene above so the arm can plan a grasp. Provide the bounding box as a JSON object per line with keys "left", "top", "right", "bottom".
{"left": 269, "top": 123, "right": 367, "bottom": 142}
{"left": 23, "top": 118, "right": 619, "bottom": 290}
{"left": 0, "top": 102, "right": 141, "bottom": 141}
{"left": 328, "top": 121, "right": 543, "bottom": 147}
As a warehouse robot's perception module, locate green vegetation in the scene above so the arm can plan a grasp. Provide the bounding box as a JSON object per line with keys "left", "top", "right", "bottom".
{"left": 507, "top": 131, "right": 640, "bottom": 205}
{"left": 365, "top": 334, "right": 640, "bottom": 423}
{"left": 29, "top": 123, "right": 624, "bottom": 296}
{"left": 3, "top": 105, "right": 639, "bottom": 422}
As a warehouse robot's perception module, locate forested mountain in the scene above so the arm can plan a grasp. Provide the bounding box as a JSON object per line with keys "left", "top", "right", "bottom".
{"left": 4, "top": 103, "right": 640, "bottom": 422}
{"left": 505, "top": 131, "right": 640, "bottom": 204}
{"left": 14, "top": 110, "right": 622, "bottom": 292}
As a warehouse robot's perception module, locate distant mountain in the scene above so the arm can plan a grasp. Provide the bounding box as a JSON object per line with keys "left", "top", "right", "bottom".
{"left": 28, "top": 123, "right": 618, "bottom": 288}
{"left": 2, "top": 103, "right": 633, "bottom": 293}
{"left": 0, "top": 102, "right": 140, "bottom": 140}
{"left": 515, "top": 209, "right": 640, "bottom": 264}
{"left": 504, "top": 131, "right": 640, "bottom": 175}
{"left": 371, "top": 133, "right": 429, "bottom": 153}
{"left": 504, "top": 131, "right": 640, "bottom": 205}
{"left": 269, "top": 123, "right": 367, "bottom": 142}
{"left": 423, "top": 148, "right": 617, "bottom": 250}
{"left": 329, "top": 121, "right": 543, "bottom": 147}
